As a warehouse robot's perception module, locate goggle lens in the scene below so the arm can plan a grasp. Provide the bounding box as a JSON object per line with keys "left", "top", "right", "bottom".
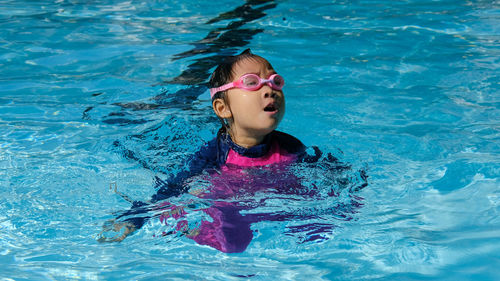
{"left": 242, "top": 75, "right": 260, "bottom": 88}
{"left": 240, "top": 74, "right": 284, "bottom": 91}
{"left": 272, "top": 75, "right": 284, "bottom": 88}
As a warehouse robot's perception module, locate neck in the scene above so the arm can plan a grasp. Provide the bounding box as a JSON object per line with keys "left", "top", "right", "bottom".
{"left": 229, "top": 130, "right": 267, "bottom": 148}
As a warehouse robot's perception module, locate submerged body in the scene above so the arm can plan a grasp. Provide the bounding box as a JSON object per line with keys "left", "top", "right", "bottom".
{"left": 99, "top": 50, "right": 367, "bottom": 252}
{"left": 112, "top": 130, "right": 317, "bottom": 253}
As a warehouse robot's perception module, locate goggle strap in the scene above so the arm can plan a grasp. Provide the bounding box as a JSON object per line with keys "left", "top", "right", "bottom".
{"left": 210, "top": 82, "right": 235, "bottom": 98}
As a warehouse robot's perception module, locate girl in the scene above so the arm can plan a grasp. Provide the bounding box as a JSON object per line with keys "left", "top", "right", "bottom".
{"left": 99, "top": 49, "right": 322, "bottom": 251}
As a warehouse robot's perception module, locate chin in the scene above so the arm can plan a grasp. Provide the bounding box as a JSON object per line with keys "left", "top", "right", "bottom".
{"left": 258, "top": 124, "right": 279, "bottom": 136}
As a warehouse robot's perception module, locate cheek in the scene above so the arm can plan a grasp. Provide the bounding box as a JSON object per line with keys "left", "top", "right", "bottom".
{"left": 278, "top": 95, "right": 285, "bottom": 113}
{"left": 228, "top": 92, "right": 258, "bottom": 111}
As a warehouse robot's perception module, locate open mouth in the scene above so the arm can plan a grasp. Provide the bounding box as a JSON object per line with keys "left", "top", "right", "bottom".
{"left": 264, "top": 103, "right": 278, "bottom": 112}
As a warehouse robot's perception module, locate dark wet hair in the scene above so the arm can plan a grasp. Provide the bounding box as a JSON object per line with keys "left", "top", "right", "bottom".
{"left": 209, "top": 48, "right": 264, "bottom": 99}
{"left": 209, "top": 48, "right": 267, "bottom": 133}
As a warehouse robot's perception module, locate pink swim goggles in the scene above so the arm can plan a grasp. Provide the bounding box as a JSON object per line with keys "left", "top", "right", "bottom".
{"left": 210, "top": 73, "right": 285, "bottom": 98}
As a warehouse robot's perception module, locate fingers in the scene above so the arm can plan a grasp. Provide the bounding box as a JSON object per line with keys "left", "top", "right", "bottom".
{"left": 97, "top": 221, "right": 136, "bottom": 243}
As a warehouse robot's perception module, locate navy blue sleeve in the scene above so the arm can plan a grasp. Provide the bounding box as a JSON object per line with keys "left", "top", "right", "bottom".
{"left": 272, "top": 130, "right": 306, "bottom": 155}
{"left": 115, "top": 136, "right": 224, "bottom": 229}
{"left": 272, "top": 130, "right": 323, "bottom": 163}
{"left": 150, "top": 137, "right": 220, "bottom": 202}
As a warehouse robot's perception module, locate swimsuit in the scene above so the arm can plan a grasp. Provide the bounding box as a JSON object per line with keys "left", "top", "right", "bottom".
{"left": 149, "top": 130, "right": 313, "bottom": 201}
{"left": 117, "top": 131, "right": 321, "bottom": 238}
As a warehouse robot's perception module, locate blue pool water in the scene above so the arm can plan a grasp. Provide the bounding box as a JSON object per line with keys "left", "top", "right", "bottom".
{"left": 1, "top": 0, "right": 499, "bottom": 280}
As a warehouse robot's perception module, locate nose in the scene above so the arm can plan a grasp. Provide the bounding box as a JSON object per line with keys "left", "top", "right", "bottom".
{"left": 262, "top": 85, "right": 279, "bottom": 99}
{"left": 263, "top": 91, "right": 278, "bottom": 99}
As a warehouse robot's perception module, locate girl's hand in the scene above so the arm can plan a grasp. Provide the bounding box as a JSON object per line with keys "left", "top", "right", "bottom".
{"left": 97, "top": 220, "right": 136, "bottom": 243}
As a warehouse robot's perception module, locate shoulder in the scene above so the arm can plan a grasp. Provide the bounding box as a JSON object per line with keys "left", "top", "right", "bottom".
{"left": 190, "top": 136, "right": 219, "bottom": 164}
{"left": 271, "top": 130, "right": 306, "bottom": 155}
{"left": 190, "top": 133, "right": 230, "bottom": 168}
{"left": 270, "top": 131, "right": 323, "bottom": 162}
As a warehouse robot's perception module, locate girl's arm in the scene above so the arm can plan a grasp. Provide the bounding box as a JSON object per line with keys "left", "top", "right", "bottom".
{"left": 98, "top": 137, "right": 221, "bottom": 242}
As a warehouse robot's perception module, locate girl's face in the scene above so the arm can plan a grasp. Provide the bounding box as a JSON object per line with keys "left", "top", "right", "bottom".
{"left": 223, "top": 57, "right": 285, "bottom": 145}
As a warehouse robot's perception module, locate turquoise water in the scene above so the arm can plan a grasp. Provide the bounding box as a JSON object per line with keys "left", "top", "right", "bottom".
{"left": 1, "top": 0, "right": 499, "bottom": 280}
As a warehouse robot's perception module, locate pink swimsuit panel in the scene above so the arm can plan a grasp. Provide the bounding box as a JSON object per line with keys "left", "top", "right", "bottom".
{"left": 225, "top": 141, "right": 296, "bottom": 167}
